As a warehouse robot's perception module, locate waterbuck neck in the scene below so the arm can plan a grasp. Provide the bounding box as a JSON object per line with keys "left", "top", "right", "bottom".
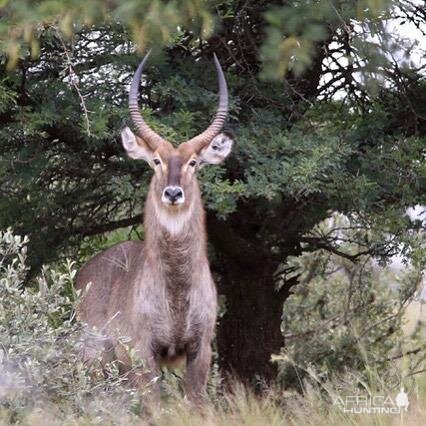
{"left": 143, "top": 180, "right": 208, "bottom": 284}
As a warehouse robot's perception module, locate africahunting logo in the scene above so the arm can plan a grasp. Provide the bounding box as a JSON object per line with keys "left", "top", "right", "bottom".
{"left": 333, "top": 388, "right": 409, "bottom": 414}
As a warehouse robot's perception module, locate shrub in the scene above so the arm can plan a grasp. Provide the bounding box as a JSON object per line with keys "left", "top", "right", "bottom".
{"left": 0, "top": 229, "right": 139, "bottom": 423}
{"left": 276, "top": 217, "right": 425, "bottom": 394}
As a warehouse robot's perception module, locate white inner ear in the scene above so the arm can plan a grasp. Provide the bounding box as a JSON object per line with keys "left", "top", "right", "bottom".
{"left": 199, "top": 133, "right": 234, "bottom": 167}
{"left": 121, "top": 126, "right": 153, "bottom": 162}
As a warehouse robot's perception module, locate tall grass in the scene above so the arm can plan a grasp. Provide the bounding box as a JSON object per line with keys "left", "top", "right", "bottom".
{"left": 1, "top": 374, "right": 424, "bottom": 426}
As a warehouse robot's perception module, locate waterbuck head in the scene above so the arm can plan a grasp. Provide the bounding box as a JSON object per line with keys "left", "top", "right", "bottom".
{"left": 121, "top": 52, "right": 234, "bottom": 221}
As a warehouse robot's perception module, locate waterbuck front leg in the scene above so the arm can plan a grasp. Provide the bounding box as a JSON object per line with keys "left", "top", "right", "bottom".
{"left": 130, "top": 359, "right": 161, "bottom": 417}
{"left": 184, "top": 338, "right": 212, "bottom": 407}
{"left": 115, "top": 342, "right": 161, "bottom": 416}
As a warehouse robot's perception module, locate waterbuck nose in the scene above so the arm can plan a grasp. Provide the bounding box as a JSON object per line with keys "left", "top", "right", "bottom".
{"left": 163, "top": 186, "right": 184, "bottom": 204}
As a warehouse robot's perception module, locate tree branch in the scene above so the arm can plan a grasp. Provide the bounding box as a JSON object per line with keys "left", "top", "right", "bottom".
{"left": 81, "top": 214, "right": 142, "bottom": 237}
{"left": 300, "top": 236, "right": 373, "bottom": 261}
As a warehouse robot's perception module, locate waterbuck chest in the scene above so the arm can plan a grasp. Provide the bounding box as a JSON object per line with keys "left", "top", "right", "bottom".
{"left": 131, "top": 227, "right": 217, "bottom": 351}
{"left": 159, "top": 234, "right": 199, "bottom": 333}
{"left": 164, "top": 264, "right": 192, "bottom": 339}
{"left": 145, "top": 262, "right": 216, "bottom": 348}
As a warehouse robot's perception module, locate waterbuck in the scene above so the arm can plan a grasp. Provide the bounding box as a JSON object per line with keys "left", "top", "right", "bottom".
{"left": 75, "top": 52, "right": 233, "bottom": 410}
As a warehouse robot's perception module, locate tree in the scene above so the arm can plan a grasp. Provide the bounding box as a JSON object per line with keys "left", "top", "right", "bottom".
{"left": 0, "top": 0, "right": 425, "bottom": 385}
{"left": 275, "top": 214, "right": 425, "bottom": 390}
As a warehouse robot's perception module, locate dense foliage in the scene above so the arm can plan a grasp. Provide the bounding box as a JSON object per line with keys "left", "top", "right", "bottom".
{"left": 277, "top": 214, "right": 425, "bottom": 389}
{"left": 0, "top": 0, "right": 425, "bottom": 383}
{"left": 0, "top": 230, "right": 140, "bottom": 422}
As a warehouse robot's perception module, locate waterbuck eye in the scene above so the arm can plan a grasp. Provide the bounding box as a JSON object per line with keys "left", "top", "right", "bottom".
{"left": 153, "top": 158, "right": 161, "bottom": 166}
{"left": 189, "top": 160, "right": 197, "bottom": 167}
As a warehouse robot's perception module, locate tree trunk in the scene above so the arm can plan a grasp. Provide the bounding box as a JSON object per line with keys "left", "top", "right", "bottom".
{"left": 216, "top": 265, "right": 292, "bottom": 387}
{"left": 207, "top": 210, "right": 305, "bottom": 387}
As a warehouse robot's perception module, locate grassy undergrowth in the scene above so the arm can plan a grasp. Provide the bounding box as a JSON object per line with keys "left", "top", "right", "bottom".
{"left": 1, "top": 375, "right": 425, "bottom": 426}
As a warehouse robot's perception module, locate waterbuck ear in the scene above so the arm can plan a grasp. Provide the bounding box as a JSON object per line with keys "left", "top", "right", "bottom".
{"left": 198, "top": 132, "right": 234, "bottom": 168}
{"left": 121, "top": 126, "right": 153, "bottom": 162}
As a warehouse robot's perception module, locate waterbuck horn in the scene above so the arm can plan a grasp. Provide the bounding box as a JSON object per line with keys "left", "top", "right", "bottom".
{"left": 184, "top": 54, "right": 229, "bottom": 153}
{"left": 129, "top": 50, "right": 166, "bottom": 150}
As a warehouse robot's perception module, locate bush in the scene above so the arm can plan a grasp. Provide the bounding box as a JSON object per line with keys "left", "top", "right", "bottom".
{"left": 276, "top": 215, "right": 426, "bottom": 393}
{"left": 0, "top": 229, "right": 139, "bottom": 423}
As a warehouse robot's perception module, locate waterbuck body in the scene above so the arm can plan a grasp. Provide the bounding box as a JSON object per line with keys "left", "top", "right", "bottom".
{"left": 75, "top": 52, "right": 234, "bottom": 410}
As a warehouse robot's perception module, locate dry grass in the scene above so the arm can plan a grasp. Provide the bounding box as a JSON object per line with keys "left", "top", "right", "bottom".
{"left": 4, "top": 375, "right": 424, "bottom": 426}
{"left": 157, "top": 378, "right": 425, "bottom": 426}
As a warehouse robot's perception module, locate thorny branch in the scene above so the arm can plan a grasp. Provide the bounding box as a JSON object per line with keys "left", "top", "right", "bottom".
{"left": 56, "top": 29, "right": 92, "bottom": 136}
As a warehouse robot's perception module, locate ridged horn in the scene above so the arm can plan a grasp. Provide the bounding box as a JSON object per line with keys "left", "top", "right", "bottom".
{"left": 128, "top": 50, "right": 166, "bottom": 150}
{"left": 184, "top": 54, "right": 229, "bottom": 152}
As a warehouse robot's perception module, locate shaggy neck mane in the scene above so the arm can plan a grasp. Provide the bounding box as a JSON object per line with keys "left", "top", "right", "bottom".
{"left": 143, "top": 182, "right": 208, "bottom": 287}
